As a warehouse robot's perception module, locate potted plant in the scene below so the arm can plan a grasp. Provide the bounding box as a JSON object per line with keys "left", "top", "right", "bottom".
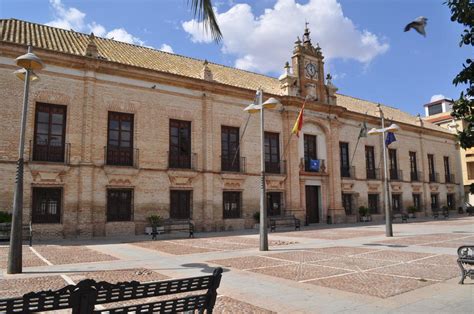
{"left": 253, "top": 211, "right": 260, "bottom": 229}
{"left": 146, "top": 214, "right": 164, "bottom": 236}
{"left": 0, "top": 211, "right": 12, "bottom": 224}
{"left": 407, "top": 206, "right": 417, "bottom": 218}
{"left": 358, "top": 206, "right": 369, "bottom": 222}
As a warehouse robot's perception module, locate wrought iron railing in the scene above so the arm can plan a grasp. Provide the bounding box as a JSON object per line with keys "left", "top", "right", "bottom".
{"left": 221, "top": 156, "right": 246, "bottom": 173}
{"left": 168, "top": 152, "right": 197, "bottom": 170}
{"left": 265, "top": 160, "right": 286, "bottom": 175}
{"left": 29, "top": 140, "right": 70, "bottom": 165}
{"left": 445, "top": 173, "right": 455, "bottom": 184}
{"left": 366, "top": 168, "right": 380, "bottom": 180}
{"left": 410, "top": 171, "right": 423, "bottom": 182}
{"left": 104, "top": 146, "right": 139, "bottom": 168}
{"left": 429, "top": 172, "right": 440, "bottom": 183}
{"left": 341, "top": 166, "right": 355, "bottom": 178}
{"left": 389, "top": 169, "right": 403, "bottom": 181}
{"left": 301, "top": 158, "right": 326, "bottom": 173}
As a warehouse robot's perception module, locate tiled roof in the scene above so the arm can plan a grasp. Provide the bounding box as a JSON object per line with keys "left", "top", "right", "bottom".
{"left": 0, "top": 18, "right": 451, "bottom": 134}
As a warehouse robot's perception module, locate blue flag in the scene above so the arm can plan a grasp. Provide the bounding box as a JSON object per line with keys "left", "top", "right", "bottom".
{"left": 385, "top": 132, "right": 396, "bottom": 147}
{"left": 310, "top": 159, "right": 320, "bottom": 171}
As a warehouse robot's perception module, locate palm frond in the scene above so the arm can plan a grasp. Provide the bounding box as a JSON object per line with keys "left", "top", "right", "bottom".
{"left": 188, "top": 0, "right": 223, "bottom": 43}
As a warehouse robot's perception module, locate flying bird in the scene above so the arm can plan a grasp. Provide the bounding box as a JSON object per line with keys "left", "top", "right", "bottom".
{"left": 404, "top": 17, "right": 428, "bottom": 36}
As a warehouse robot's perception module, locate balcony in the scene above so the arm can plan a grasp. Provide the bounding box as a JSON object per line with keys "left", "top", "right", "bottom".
{"left": 410, "top": 171, "right": 423, "bottom": 182}
{"left": 221, "top": 156, "right": 246, "bottom": 173}
{"left": 105, "top": 146, "right": 139, "bottom": 168}
{"left": 389, "top": 169, "right": 403, "bottom": 181}
{"left": 301, "top": 158, "right": 326, "bottom": 173}
{"left": 168, "top": 152, "right": 197, "bottom": 170}
{"left": 429, "top": 172, "right": 440, "bottom": 183}
{"left": 29, "top": 140, "right": 70, "bottom": 165}
{"left": 445, "top": 173, "right": 455, "bottom": 184}
{"left": 265, "top": 160, "right": 286, "bottom": 175}
{"left": 341, "top": 166, "right": 355, "bottom": 179}
{"left": 366, "top": 168, "right": 381, "bottom": 180}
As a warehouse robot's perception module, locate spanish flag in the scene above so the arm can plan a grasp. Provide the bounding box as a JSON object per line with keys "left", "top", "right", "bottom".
{"left": 291, "top": 102, "right": 305, "bottom": 137}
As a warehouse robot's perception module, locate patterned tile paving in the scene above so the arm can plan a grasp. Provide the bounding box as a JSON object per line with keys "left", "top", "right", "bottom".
{"left": 306, "top": 272, "right": 434, "bottom": 298}
{"left": 264, "top": 251, "right": 339, "bottom": 263}
{"left": 0, "top": 275, "right": 67, "bottom": 298}
{"left": 214, "top": 296, "right": 276, "bottom": 314}
{"left": 310, "top": 246, "right": 380, "bottom": 256}
{"left": 209, "top": 256, "right": 292, "bottom": 270}
{"left": 283, "top": 229, "right": 384, "bottom": 240}
{"left": 371, "top": 263, "right": 458, "bottom": 281}
{"left": 250, "top": 263, "right": 351, "bottom": 281}
{"left": 0, "top": 246, "right": 46, "bottom": 269}
{"left": 69, "top": 268, "right": 169, "bottom": 284}
{"left": 33, "top": 245, "right": 118, "bottom": 265}
{"left": 357, "top": 250, "right": 434, "bottom": 262}
{"left": 311, "top": 257, "right": 398, "bottom": 271}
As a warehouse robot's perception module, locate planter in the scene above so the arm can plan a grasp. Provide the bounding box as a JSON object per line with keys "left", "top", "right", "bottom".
{"left": 360, "top": 216, "right": 369, "bottom": 222}
{"left": 408, "top": 213, "right": 416, "bottom": 218}
{"left": 254, "top": 223, "right": 260, "bottom": 230}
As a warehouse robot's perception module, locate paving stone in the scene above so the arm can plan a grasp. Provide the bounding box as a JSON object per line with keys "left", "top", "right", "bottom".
{"left": 0, "top": 275, "right": 67, "bottom": 298}
{"left": 358, "top": 250, "right": 433, "bottom": 262}
{"left": 311, "top": 257, "right": 398, "bottom": 271}
{"left": 214, "top": 296, "right": 276, "bottom": 314}
{"left": 309, "top": 246, "right": 379, "bottom": 257}
{"left": 371, "top": 263, "right": 459, "bottom": 281}
{"left": 284, "top": 229, "right": 384, "bottom": 240}
{"left": 208, "top": 256, "right": 293, "bottom": 270}
{"left": 133, "top": 241, "right": 218, "bottom": 255}
{"left": 250, "top": 263, "right": 352, "bottom": 282}
{"left": 69, "top": 268, "right": 169, "bottom": 284}
{"left": 306, "top": 272, "right": 435, "bottom": 298}
{"left": 33, "top": 245, "right": 117, "bottom": 265}
{"left": 419, "top": 238, "right": 474, "bottom": 248}
{"left": 411, "top": 254, "right": 458, "bottom": 266}
{"left": 376, "top": 234, "right": 468, "bottom": 246}
{"left": 0, "top": 246, "right": 46, "bottom": 269}
{"left": 264, "top": 250, "right": 339, "bottom": 263}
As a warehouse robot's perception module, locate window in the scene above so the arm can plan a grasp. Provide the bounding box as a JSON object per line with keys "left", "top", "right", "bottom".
{"left": 368, "top": 194, "right": 379, "bottom": 214}
{"left": 223, "top": 192, "right": 241, "bottom": 219}
{"left": 389, "top": 149, "right": 399, "bottom": 180}
{"left": 428, "top": 104, "right": 443, "bottom": 116}
{"left": 409, "top": 152, "right": 418, "bottom": 181}
{"left": 468, "top": 162, "right": 474, "bottom": 180}
{"left": 107, "top": 189, "right": 133, "bottom": 222}
{"left": 266, "top": 192, "right": 282, "bottom": 216}
{"left": 33, "top": 103, "right": 67, "bottom": 162}
{"left": 169, "top": 119, "right": 192, "bottom": 169}
{"left": 365, "top": 146, "right": 376, "bottom": 179}
{"left": 32, "top": 187, "right": 62, "bottom": 224}
{"left": 107, "top": 112, "right": 134, "bottom": 166}
{"left": 431, "top": 193, "right": 439, "bottom": 210}
{"left": 304, "top": 134, "right": 318, "bottom": 172}
{"left": 340, "top": 142, "right": 350, "bottom": 177}
{"left": 428, "top": 154, "right": 436, "bottom": 182}
{"left": 413, "top": 194, "right": 421, "bottom": 211}
{"left": 170, "top": 190, "right": 192, "bottom": 219}
{"left": 447, "top": 194, "right": 455, "bottom": 210}
{"left": 392, "top": 194, "right": 402, "bottom": 213}
{"left": 342, "top": 193, "right": 353, "bottom": 215}
{"left": 444, "top": 156, "right": 452, "bottom": 183}
{"left": 264, "top": 132, "right": 280, "bottom": 173}
{"left": 221, "top": 126, "right": 240, "bottom": 172}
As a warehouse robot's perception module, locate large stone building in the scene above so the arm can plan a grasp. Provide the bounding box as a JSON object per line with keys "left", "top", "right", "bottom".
{"left": 0, "top": 19, "right": 463, "bottom": 238}
{"left": 424, "top": 98, "right": 473, "bottom": 205}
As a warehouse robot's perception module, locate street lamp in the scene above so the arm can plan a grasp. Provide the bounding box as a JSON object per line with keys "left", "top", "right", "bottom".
{"left": 367, "top": 105, "right": 400, "bottom": 237}
{"left": 8, "top": 46, "right": 43, "bottom": 274}
{"left": 244, "top": 89, "right": 281, "bottom": 251}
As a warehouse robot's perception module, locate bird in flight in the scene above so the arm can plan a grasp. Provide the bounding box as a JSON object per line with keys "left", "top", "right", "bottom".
{"left": 404, "top": 16, "right": 428, "bottom": 36}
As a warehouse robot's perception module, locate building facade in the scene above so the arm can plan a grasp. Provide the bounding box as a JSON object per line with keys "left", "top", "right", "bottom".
{"left": 424, "top": 98, "right": 474, "bottom": 205}
{"left": 0, "top": 19, "right": 463, "bottom": 239}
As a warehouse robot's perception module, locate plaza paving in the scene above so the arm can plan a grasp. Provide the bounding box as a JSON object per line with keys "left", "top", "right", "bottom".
{"left": 0, "top": 216, "right": 473, "bottom": 313}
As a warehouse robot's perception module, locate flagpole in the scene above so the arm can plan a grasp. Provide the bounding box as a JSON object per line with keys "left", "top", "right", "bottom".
{"left": 379, "top": 105, "right": 393, "bottom": 237}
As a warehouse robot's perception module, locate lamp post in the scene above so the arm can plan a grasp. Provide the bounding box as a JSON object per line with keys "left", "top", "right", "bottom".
{"left": 367, "top": 105, "right": 400, "bottom": 237}
{"left": 8, "top": 46, "right": 43, "bottom": 274}
{"left": 244, "top": 89, "right": 280, "bottom": 251}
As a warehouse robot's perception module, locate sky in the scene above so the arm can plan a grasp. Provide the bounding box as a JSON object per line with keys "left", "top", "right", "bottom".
{"left": 0, "top": 0, "right": 470, "bottom": 116}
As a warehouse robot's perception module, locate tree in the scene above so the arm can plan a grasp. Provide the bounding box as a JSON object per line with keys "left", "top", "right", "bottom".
{"left": 188, "top": 0, "right": 222, "bottom": 43}
{"left": 446, "top": 0, "right": 474, "bottom": 149}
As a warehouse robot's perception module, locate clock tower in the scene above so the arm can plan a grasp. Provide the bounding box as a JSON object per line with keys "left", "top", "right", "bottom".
{"left": 280, "top": 25, "right": 337, "bottom": 105}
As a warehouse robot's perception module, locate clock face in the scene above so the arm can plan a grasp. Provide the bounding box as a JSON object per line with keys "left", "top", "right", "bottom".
{"left": 305, "top": 62, "right": 317, "bottom": 79}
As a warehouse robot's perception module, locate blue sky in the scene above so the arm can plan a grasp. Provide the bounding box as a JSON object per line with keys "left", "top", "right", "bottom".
{"left": 0, "top": 0, "right": 470, "bottom": 116}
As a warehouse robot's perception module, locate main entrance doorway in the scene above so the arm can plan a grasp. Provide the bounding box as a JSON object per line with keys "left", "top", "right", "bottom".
{"left": 305, "top": 186, "right": 320, "bottom": 223}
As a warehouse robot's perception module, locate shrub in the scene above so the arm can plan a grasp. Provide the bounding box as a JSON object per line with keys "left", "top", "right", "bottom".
{"left": 407, "top": 206, "right": 417, "bottom": 214}
{"left": 148, "top": 215, "right": 163, "bottom": 227}
{"left": 0, "top": 212, "right": 12, "bottom": 223}
{"left": 252, "top": 211, "right": 260, "bottom": 222}
{"left": 358, "top": 206, "right": 368, "bottom": 217}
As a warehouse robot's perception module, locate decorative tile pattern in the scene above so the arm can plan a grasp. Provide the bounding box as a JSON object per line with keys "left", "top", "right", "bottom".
{"left": 214, "top": 296, "right": 276, "bottom": 314}
{"left": 310, "top": 246, "right": 379, "bottom": 257}
{"left": 209, "top": 256, "right": 292, "bottom": 270}
{"left": 264, "top": 251, "right": 339, "bottom": 263}
{"left": 311, "top": 257, "right": 398, "bottom": 271}
{"left": 69, "top": 268, "right": 168, "bottom": 284}
{"left": 357, "top": 250, "right": 433, "bottom": 262}
{"left": 250, "top": 263, "right": 351, "bottom": 282}
{"left": 371, "top": 263, "right": 458, "bottom": 281}
{"left": 0, "top": 275, "right": 67, "bottom": 298}
{"left": 33, "top": 245, "right": 117, "bottom": 265}
{"left": 0, "top": 246, "right": 47, "bottom": 269}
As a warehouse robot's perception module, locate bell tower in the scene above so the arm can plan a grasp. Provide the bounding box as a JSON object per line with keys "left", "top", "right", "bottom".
{"left": 278, "top": 24, "right": 337, "bottom": 104}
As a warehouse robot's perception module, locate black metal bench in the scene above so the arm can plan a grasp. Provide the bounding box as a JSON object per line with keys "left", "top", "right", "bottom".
{"left": 432, "top": 208, "right": 449, "bottom": 219}
{"left": 269, "top": 215, "right": 300, "bottom": 232}
{"left": 392, "top": 213, "right": 408, "bottom": 223}
{"left": 0, "top": 222, "right": 32, "bottom": 246}
{"left": 0, "top": 267, "right": 223, "bottom": 313}
{"left": 457, "top": 245, "right": 474, "bottom": 284}
{"left": 152, "top": 219, "right": 194, "bottom": 239}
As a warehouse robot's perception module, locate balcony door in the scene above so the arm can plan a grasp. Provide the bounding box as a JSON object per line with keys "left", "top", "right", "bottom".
{"left": 304, "top": 134, "right": 317, "bottom": 171}
{"left": 169, "top": 119, "right": 191, "bottom": 169}
{"left": 264, "top": 132, "right": 280, "bottom": 173}
{"left": 305, "top": 186, "right": 320, "bottom": 223}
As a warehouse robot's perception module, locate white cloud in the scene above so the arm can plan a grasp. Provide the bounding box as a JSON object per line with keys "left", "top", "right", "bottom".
{"left": 46, "top": 0, "right": 146, "bottom": 46}
{"left": 430, "top": 94, "right": 446, "bottom": 102}
{"left": 159, "top": 44, "right": 174, "bottom": 53}
{"left": 182, "top": 0, "right": 389, "bottom": 74}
